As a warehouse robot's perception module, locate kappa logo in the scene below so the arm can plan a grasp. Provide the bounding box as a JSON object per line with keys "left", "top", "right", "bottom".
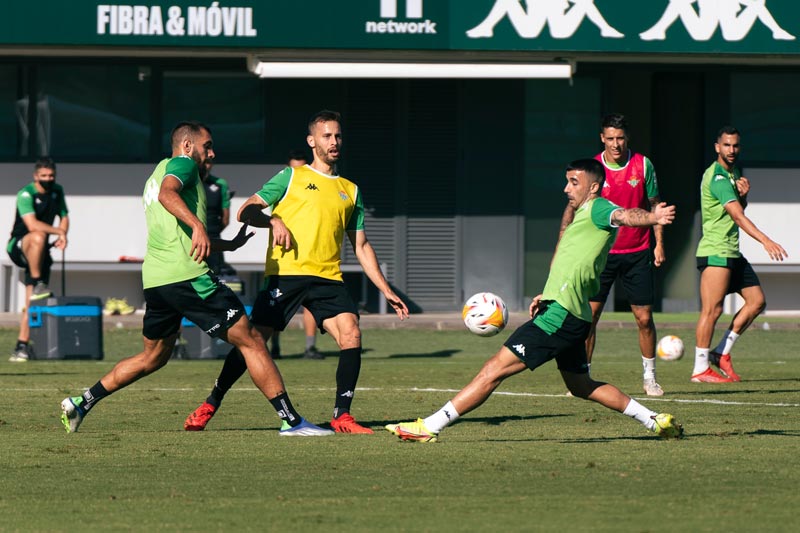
{"left": 512, "top": 343, "right": 526, "bottom": 356}
{"left": 270, "top": 288, "right": 283, "bottom": 299}
{"left": 209, "top": 184, "right": 219, "bottom": 192}
{"left": 366, "top": 0, "right": 437, "bottom": 35}
{"left": 339, "top": 390, "right": 355, "bottom": 398}
{"left": 306, "top": 183, "right": 319, "bottom": 191}
{"left": 226, "top": 308, "right": 239, "bottom": 321}
{"left": 714, "top": 174, "right": 727, "bottom": 181}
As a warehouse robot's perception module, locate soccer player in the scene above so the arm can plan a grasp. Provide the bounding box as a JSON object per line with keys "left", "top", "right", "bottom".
{"left": 184, "top": 110, "right": 409, "bottom": 434}
{"left": 6, "top": 158, "right": 69, "bottom": 362}
{"left": 269, "top": 149, "right": 324, "bottom": 361}
{"left": 200, "top": 159, "right": 232, "bottom": 275}
{"left": 386, "top": 159, "right": 682, "bottom": 442}
{"left": 691, "top": 126, "right": 787, "bottom": 383}
{"left": 559, "top": 113, "right": 665, "bottom": 396}
{"left": 60, "top": 121, "right": 331, "bottom": 436}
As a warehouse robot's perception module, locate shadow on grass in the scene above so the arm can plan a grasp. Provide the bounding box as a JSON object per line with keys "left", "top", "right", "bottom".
{"left": 273, "top": 347, "right": 374, "bottom": 360}
{"left": 388, "top": 349, "right": 461, "bottom": 359}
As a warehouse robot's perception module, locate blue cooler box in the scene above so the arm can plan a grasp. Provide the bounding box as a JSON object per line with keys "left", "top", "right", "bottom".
{"left": 28, "top": 296, "right": 104, "bottom": 360}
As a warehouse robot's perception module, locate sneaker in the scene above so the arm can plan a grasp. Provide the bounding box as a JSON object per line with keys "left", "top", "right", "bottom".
{"left": 184, "top": 401, "right": 217, "bottom": 431}
{"left": 30, "top": 281, "right": 52, "bottom": 302}
{"left": 279, "top": 418, "right": 335, "bottom": 436}
{"left": 103, "top": 298, "right": 119, "bottom": 315}
{"left": 303, "top": 346, "right": 324, "bottom": 360}
{"left": 9, "top": 344, "right": 30, "bottom": 362}
{"left": 651, "top": 413, "right": 684, "bottom": 439}
{"left": 643, "top": 378, "right": 664, "bottom": 396}
{"left": 331, "top": 413, "right": 374, "bottom": 434}
{"left": 718, "top": 354, "right": 741, "bottom": 382}
{"left": 60, "top": 397, "right": 86, "bottom": 433}
{"left": 385, "top": 418, "right": 439, "bottom": 443}
{"left": 115, "top": 298, "right": 135, "bottom": 315}
{"left": 690, "top": 367, "right": 733, "bottom": 383}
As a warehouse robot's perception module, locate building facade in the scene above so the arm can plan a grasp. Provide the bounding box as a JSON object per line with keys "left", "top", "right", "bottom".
{"left": 1, "top": 1, "right": 798, "bottom": 313}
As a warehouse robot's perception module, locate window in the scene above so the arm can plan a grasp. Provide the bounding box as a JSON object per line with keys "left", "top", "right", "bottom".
{"left": 37, "top": 64, "right": 151, "bottom": 160}
{"left": 162, "top": 71, "right": 264, "bottom": 160}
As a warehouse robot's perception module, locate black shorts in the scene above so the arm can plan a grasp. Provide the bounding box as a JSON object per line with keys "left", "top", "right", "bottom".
{"left": 503, "top": 304, "right": 591, "bottom": 374}
{"left": 697, "top": 255, "right": 761, "bottom": 293}
{"left": 142, "top": 272, "right": 246, "bottom": 340}
{"left": 250, "top": 275, "right": 359, "bottom": 333}
{"left": 7, "top": 236, "right": 54, "bottom": 285}
{"left": 591, "top": 249, "right": 654, "bottom": 306}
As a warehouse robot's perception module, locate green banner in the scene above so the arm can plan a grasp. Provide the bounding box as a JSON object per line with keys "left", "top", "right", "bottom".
{"left": 2, "top": 0, "right": 800, "bottom": 54}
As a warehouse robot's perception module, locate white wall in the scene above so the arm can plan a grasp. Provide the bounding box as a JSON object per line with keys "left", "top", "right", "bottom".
{"left": 1, "top": 162, "right": 283, "bottom": 311}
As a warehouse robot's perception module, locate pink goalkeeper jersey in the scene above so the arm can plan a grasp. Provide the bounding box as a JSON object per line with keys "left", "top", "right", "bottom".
{"left": 595, "top": 151, "right": 659, "bottom": 254}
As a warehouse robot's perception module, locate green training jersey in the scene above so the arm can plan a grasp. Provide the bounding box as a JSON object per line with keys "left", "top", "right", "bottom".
{"left": 142, "top": 156, "right": 208, "bottom": 289}
{"left": 697, "top": 161, "right": 742, "bottom": 258}
{"left": 540, "top": 197, "right": 620, "bottom": 323}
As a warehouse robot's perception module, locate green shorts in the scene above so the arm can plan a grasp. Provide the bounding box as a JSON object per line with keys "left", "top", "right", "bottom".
{"left": 503, "top": 302, "right": 591, "bottom": 374}
{"left": 696, "top": 255, "right": 761, "bottom": 294}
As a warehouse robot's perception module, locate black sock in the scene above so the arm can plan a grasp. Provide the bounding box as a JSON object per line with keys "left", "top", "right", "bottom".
{"left": 333, "top": 347, "right": 362, "bottom": 419}
{"left": 15, "top": 340, "right": 28, "bottom": 350}
{"left": 269, "top": 392, "right": 302, "bottom": 427}
{"left": 81, "top": 381, "right": 110, "bottom": 413}
{"left": 206, "top": 347, "right": 247, "bottom": 408}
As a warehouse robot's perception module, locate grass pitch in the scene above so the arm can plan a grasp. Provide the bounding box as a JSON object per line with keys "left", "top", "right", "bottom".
{"left": 1, "top": 321, "right": 798, "bottom": 532}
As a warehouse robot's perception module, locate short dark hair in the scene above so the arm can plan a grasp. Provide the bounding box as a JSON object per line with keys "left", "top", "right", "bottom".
{"left": 286, "top": 149, "right": 308, "bottom": 164}
{"left": 34, "top": 157, "right": 56, "bottom": 172}
{"left": 601, "top": 113, "right": 628, "bottom": 132}
{"left": 716, "top": 125, "right": 740, "bottom": 140}
{"left": 308, "top": 110, "right": 342, "bottom": 134}
{"left": 566, "top": 158, "right": 606, "bottom": 189}
{"left": 170, "top": 121, "right": 211, "bottom": 149}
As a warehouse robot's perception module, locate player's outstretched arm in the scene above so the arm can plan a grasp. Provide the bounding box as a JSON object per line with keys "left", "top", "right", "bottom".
{"left": 212, "top": 223, "right": 255, "bottom": 252}
{"left": 348, "top": 229, "right": 409, "bottom": 320}
{"left": 612, "top": 202, "right": 675, "bottom": 228}
{"left": 724, "top": 200, "right": 787, "bottom": 261}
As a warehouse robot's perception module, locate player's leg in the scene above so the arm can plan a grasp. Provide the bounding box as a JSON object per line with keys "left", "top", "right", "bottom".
{"left": 586, "top": 255, "right": 617, "bottom": 365}
{"left": 302, "top": 307, "right": 322, "bottom": 359}
{"left": 321, "top": 309, "right": 372, "bottom": 433}
{"left": 712, "top": 259, "right": 764, "bottom": 381}
{"left": 386, "top": 346, "right": 527, "bottom": 442}
{"left": 186, "top": 275, "right": 329, "bottom": 434}
{"left": 620, "top": 250, "right": 662, "bottom": 395}
{"left": 386, "top": 311, "right": 558, "bottom": 442}
{"left": 60, "top": 288, "right": 180, "bottom": 433}
{"left": 560, "top": 370, "right": 682, "bottom": 437}
{"left": 692, "top": 260, "right": 733, "bottom": 382}
{"left": 20, "top": 231, "right": 52, "bottom": 299}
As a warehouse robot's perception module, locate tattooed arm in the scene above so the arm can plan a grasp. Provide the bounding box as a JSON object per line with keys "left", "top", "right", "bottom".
{"left": 611, "top": 202, "right": 675, "bottom": 227}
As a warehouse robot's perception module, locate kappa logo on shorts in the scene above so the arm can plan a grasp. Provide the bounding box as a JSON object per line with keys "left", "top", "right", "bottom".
{"left": 512, "top": 343, "right": 526, "bottom": 356}
{"left": 226, "top": 308, "right": 239, "bottom": 321}
{"left": 270, "top": 288, "right": 283, "bottom": 299}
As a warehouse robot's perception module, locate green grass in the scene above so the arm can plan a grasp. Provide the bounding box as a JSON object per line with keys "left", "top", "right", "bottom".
{"left": 1, "top": 325, "right": 799, "bottom": 532}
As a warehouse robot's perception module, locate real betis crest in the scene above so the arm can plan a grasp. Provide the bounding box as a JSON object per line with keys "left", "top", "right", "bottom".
{"left": 627, "top": 175, "right": 640, "bottom": 187}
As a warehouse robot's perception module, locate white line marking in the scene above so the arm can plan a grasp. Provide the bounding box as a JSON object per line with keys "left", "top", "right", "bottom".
{"left": 10, "top": 386, "right": 799, "bottom": 407}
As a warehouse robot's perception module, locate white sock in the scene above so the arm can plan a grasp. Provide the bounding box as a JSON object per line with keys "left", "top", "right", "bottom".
{"left": 423, "top": 401, "right": 460, "bottom": 434}
{"left": 623, "top": 398, "right": 657, "bottom": 430}
{"left": 693, "top": 347, "right": 710, "bottom": 375}
{"left": 714, "top": 330, "right": 739, "bottom": 355}
{"left": 642, "top": 356, "right": 656, "bottom": 381}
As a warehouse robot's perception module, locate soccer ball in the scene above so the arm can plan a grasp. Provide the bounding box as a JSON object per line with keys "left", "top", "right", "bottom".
{"left": 462, "top": 292, "right": 508, "bottom": 337}
{"left": 656, "top": 335, "right": 684, "bottom": 362}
